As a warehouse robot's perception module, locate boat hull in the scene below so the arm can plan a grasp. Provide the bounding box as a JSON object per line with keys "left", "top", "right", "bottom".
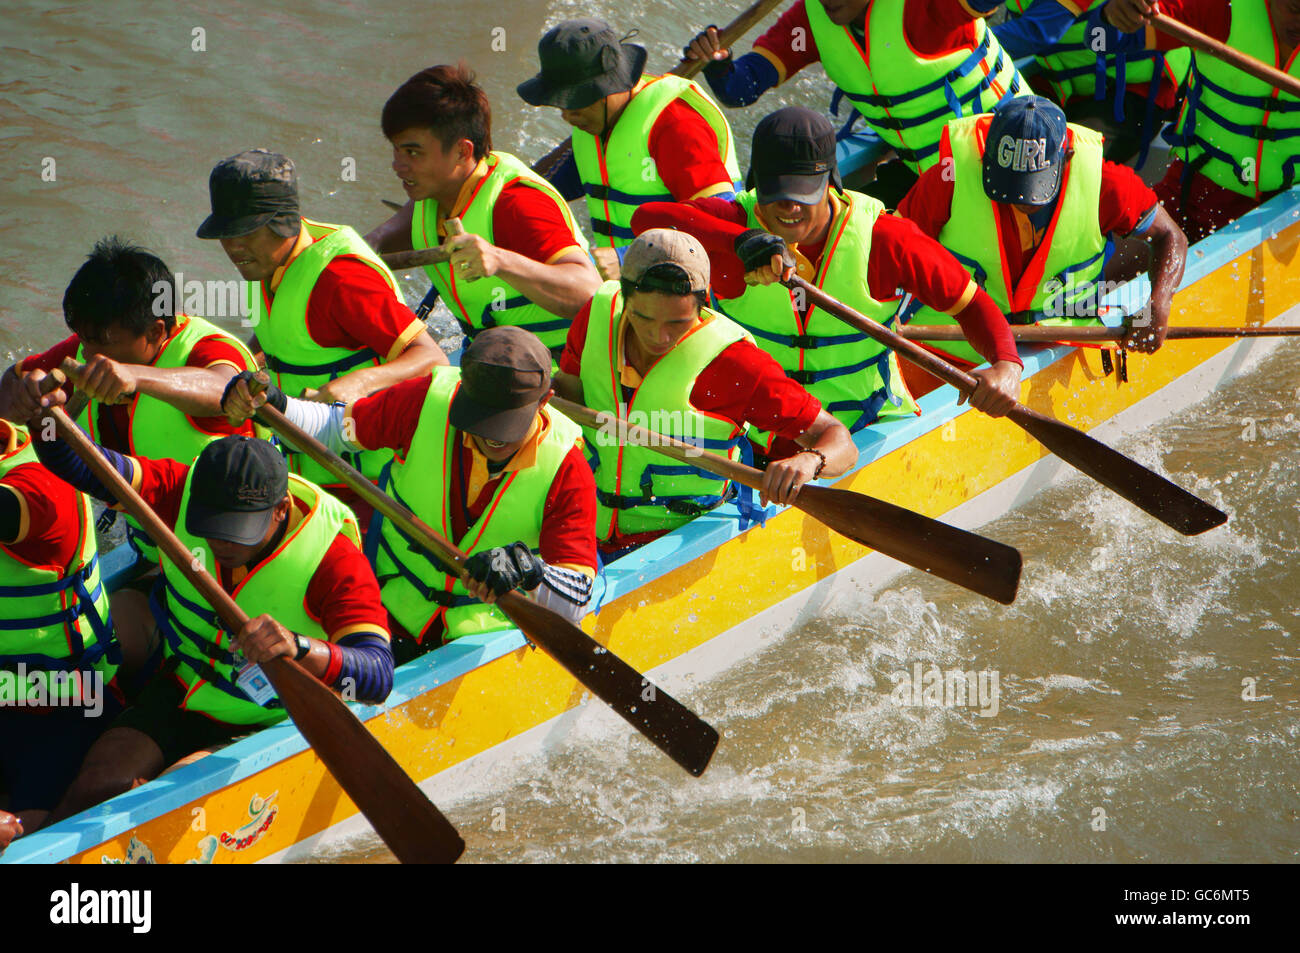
{"left": 6, "top": 188, "right": 1299, "bottom": 866}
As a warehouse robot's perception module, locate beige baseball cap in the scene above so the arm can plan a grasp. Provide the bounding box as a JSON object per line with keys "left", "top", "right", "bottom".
{"left": 622, "top": 228, "right": 710, "bottom": 294}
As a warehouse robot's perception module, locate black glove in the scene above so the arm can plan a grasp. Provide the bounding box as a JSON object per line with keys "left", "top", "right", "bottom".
{"left": 221, "top": 371, "right": 287, "bottom": 415}
{"left": 734, "top": 228, "right": 793, "bottom": 275}
{"left": 464, "top": 542, "right": 544, "bottom": 597}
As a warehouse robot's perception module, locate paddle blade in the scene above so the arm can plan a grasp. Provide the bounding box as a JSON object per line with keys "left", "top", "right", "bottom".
{"left": 1012, "top": 407, "right": 1227, "bottom": 536}
{"left": 499, "top": 593, "right": 720, "bottom": 777}
{"left": 264, "top": 658, "right": 465, "bottom": 864}
{"left": 797, "top": 485, "right": 1022, "bottom": 604}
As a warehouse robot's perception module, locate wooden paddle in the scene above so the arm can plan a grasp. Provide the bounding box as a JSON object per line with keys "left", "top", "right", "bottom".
{"left": 1152, "top": 12, "right": 1300, "bottom": 100}
{"left": 244, "top": 386, "right": 720, "bottom": 777}
{"left": 786, "top": 277, "right": 1228, "bottom": 536}
{"left": 901, "top": 324, "right": 1300, "bottom": 342}
{"left": 381, "top": 246, "right": 450, "bottom": 273}
{"left": 549, "top": 396, "right": 1022, "bottom": 604}
{"left": 531, "top": 0, "right": 786, "bottom": 178}
{"left": 380, "top": 214, "right": 470, "bottom": 275}
{"left": 41, "top": 395, "right": 465, "bottom": 864}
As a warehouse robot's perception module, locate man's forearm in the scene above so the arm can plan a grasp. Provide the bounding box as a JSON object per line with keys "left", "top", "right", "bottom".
{"left": 337, "top": 335, "right": 445, "bottom": 397}
{"left": 132, "top": 365, "right": 239, "bottom": 417}
{"left": 493, "top": 251, "right": 602, "bottom": 321}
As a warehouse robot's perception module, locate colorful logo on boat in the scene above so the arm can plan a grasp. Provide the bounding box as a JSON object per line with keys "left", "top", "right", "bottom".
{"left": 216, "top": 791, "right": 279, "bottom": 852}
{"left": 99, "top": 792, "right": 278, "bottom": 864}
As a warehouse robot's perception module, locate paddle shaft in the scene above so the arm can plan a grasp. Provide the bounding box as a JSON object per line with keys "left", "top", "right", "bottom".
{"left": 1153, "top": 12, "right": 1300, "bottom": 100}
{"left": 248, "top": 395, "right": 719, "bottom": 776}
{"left": 532, "top": 0, "right": 784, "bottom": 177}
{"left": 44, "top": 401, "right": 464, "bottom": 863}
{"left": 788, "top": 276, "right": 1226, "bottom": 535}
{"left": 548, "top": 396, "right": 1021, "bottom": 604}
{"left": 900, "top": 324, "right": 1300, "bottom": 342}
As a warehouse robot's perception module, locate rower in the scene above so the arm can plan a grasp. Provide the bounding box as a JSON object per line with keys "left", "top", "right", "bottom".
{"left": 1102, "top": 0, "right": 1300, "bottom": 242}
{"left": 632, "top": 106, "right": 1024, "bottom": 456}
{"left": 0, "top": 236, "right": 260, "bottom": 567}
{"left": 518, "top": 18, "right": 741, "bottom": 252}
{"left": 997, "top": 0, "right": 1190, "bottom": 166}
{"left": 0, "top": 417, "right": 126, "bottom": 847}
{"left": 222, "top": 327, "right": 597, "bottom": 663}
{"left": 198, "top": 149, "right": 448, "bottom": 509}
{"left": 684, "top": 0, "right": 1028, "bottom": 207}
{"left": 31, "top": 432, "right": 393, "bottom": 825}
{"left": 897, "top": 95, "right": 1188, "bottom": 367}
{"left": 553, "top": 229, "right": 858, "bottom": 558}
{"left": 365, "top": 64, "right": 600, "bottom": 355}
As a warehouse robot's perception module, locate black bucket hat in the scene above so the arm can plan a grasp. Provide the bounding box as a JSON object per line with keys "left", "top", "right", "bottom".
{"left": 517, "top": 18, "right": 647, "bottom": 111}
{"left": 197, "top": 149, "right": 299, "bottom": 240}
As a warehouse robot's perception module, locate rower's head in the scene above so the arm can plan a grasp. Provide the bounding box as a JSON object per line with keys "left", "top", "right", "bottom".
{"left": 197, "top": 149, "right": 302, "bottom": 284}
{"left": 517, "top": 18, "right": 647, "bottom": 137}
{"left": 63, "top": 236, "right": 175, "bottom": 365}
{"left": 450, "top": 327, "right": 553, "bottom": 463}
{"left": 817, "top": 0, "right": 871, "bottom": 25}
{"left": 747, "top": 107, "right": 840, "bottom": 247}
{"left": 982, "top": 96, "right": 1073, "bottom": 214}
{"left": 186, "top": 436, "right": 292, "bottom": 570}
{"left": 383, "top": 64, "right": 491, "bottom": 204}
{"left": 619, "top": 229, "right": 711, "bottom": 360}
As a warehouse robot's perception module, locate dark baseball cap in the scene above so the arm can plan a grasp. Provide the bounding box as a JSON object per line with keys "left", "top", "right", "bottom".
{"left": 621, "top": 229, "right": 710, "bottom": 295}
{"left": 450, "top": 327, "right": 552, "bottom": 443}
{"left": 517, "top": 18, "right": 647, "bottom": 111}
{"left": 747, "top": 107, "right": 842, "bottom": 205}
{"left": 185, "top": 436, "right": 290, "bottom": 545}
{"left": 196, "top": 149, "right": 300, "bottom": 240}
{"left": 982, "top": 96, "right": 1069, "bottom": 206}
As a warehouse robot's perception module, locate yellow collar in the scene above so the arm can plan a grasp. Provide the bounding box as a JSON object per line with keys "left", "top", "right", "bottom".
{"left": 754, "top": 191, "right": 841, "bottom": 281}
{"left": 618, "top": 310, "right": 709, "bottom": 387}
{"left": 268, "top": 225, "right": 314, "bottom": 293}
{"left": 461, "top": 410, "right": 548, "bottom": 501}
{"left": 437, "top": 156, "right": 492, "bottom": 235}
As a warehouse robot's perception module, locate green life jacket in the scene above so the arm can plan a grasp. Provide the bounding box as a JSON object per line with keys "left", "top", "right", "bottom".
{"left": 247, "top": 219, "right": 399, "bottom": 486}
{"left": 1167, "top": 0, "right": 1300, "bottom": 199}
{"left": 808, "top": 0, "right": 1027, "bottom": 172}
{"left": 723, "top": 189, "right": 917, "bottom": 450}
{"left": 0, "top": 425, "right": 117, "bottom": 705}
{"left": 153, "top": 470, "right": 360, "bottom": 726}
{"left": 1004, "top": 0, "right": 1189, "bottom": 105}
{"left": 579, "top": 281, "right": 751, "bottom": 540}
{"left": 365, "top": 366, "right": 583, "bottom": 642}
{"left": 571, "top": 74, "right": 740, "bottom": 248}
{"left": 411, "top": 151, "right": 589, "bottom": 351}
{"left": 76, "top": 313, "right": 259, "bottom": 566}
{"left": 905, "top": 115, "right": 1107, "bottom": 365}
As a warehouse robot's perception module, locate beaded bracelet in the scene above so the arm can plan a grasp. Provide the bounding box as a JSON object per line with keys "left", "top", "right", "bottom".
{"left": 801, "top": 448, "right": 827, "bottom": 480}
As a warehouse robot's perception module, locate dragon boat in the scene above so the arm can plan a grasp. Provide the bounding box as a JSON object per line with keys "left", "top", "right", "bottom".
{"left": 6, "top": 129, "right": 1299, "bottom": 864}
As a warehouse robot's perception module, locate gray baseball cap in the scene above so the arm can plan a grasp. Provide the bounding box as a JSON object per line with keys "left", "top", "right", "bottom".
{"left": 621, "top": 229, "right": 710, "bottom": 295}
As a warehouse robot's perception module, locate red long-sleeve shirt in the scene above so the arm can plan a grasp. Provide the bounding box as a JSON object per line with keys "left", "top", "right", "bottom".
{"left": 629, "top": 198, "right": 1021, "bottom": 367}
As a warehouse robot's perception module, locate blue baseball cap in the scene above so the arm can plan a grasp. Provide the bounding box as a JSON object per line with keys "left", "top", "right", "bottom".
{"left": 982, "top": 96, "right": 1069, "bottom": 206}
